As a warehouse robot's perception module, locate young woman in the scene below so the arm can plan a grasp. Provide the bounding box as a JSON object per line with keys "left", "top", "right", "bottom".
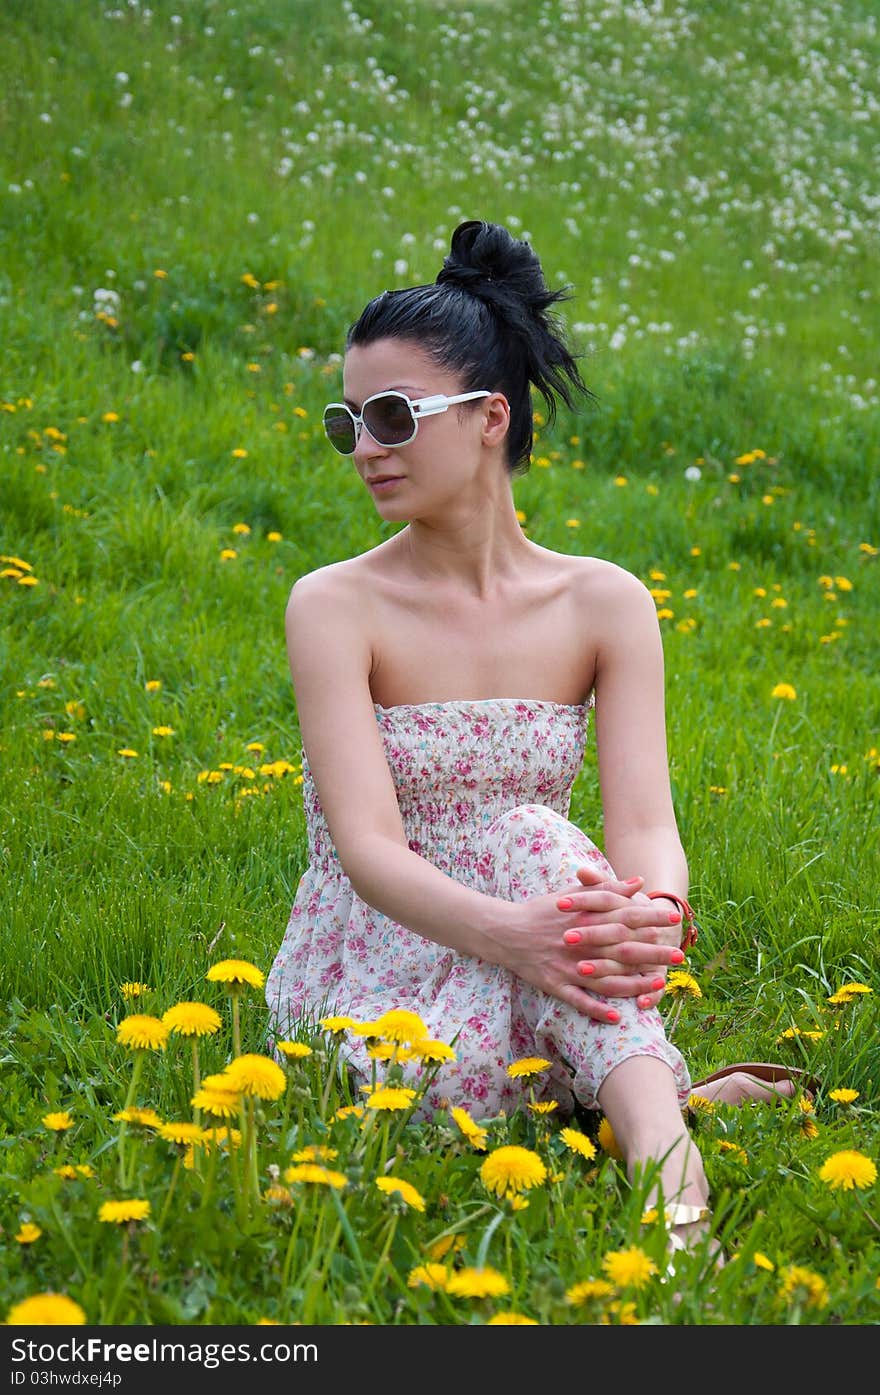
{"left": 266, "top": 219, "right": 801, "bottom": 1256}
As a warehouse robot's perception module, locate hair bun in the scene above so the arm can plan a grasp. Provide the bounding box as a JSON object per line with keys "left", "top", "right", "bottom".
{"left": 436, "top": 220, "right": 542, "bottom": 303}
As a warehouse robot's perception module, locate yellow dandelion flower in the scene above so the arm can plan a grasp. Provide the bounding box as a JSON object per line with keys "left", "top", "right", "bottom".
{"left": 117, "top": 748, "right": 139, "bottom": 759}
{"left": 560, "top": 1126, "right": 597, "bottom": 1160}
{"left": 42, "top": 1111, "right": 74, "bottom": 1132}
{"left": 152, "top": 725, "right": 175, "bottom": 737}
{"left": 426, "top": 1233, "right": 466, "bottom": 1262}
{"left": 828, "top": 1088, "right": 859, "bottom": 1105}
{"left": 665, "top": 970, "right": 702, "bottom": 999}
{"left": 506, "top": 1056, "right": 552, "bottom": 1079}
{"left": 408, "top": 1038, "right": 457, "bottom": 1063}
{"left": 15, "top": 1223, "right": 42, "bottom": 1244}
{"left": 162, "top": 1002, "right": 222, "bottom": 1037}
{"left": 771, "top": 683, "right": 797, "bottom": 700}
{"left": 487, "top": 1312, "right": 539, "bottom": 1325}
{"left": 827, "top": 983, "right": 873, "bottom": 1005}
{"left": 283, "top": 1164, "right": 348, "bottom": 1189}
{"left": 276, "top": 1040, "right": 313, "bottom": 1060}
{"left": 145, "top": 680, "right": 162, "bottom": 693}
{"left": 120, "top": 981, "right": 151, "bottom": 999}
{"left": 115, "top": 1015, "right": 168, "bottom": 1052}
{"left": 818, "top": 1150, "right": 877, "bottom": 1191}
{"left": 263, "top": 1185, "right": 294, "bottom": 1208}
{"left": 601, "top": 1246, "right": 657, "bottom": 1289}
{"left": 224, "top": 1054, "right": 287, "bottom": 1101}
{"left": 450, "top": 1106, "right": 489, "bottom": 1151}
{"left": 267, "top": 531, "right": 282, "bottom": 542}
{"left": 753, "top": 1252, "right": 775, "bottom": 1272}
{"left": 232, "top": 522, "right": 251, "bottom": 535}
{"left": 407, "top": 1263, "right": 449, "bottom": 1291}
{"left": 290, "top": 1145, "right": 338, "bottom": 1162}
{"left": 6, "top": 1294, "right": 87, "bottom": 1325}
{"left": 220, "top": 548, "right": 237, "bottom": 561}
{"left": 778, "top": 1265, "right": 828, "bottom": 1309}
{"left": 206, "top": 958, "right": 265, "bottom": 990}
{"left": 367, "top": 1008, "right": 429, "bottom": 1044}
{"left": 332, "top": 1104, "right": 365, "bottom": 1122}
{"left": 191, "top": 1083, "right": 240, "bottom": 1118}
{"left": 112, "top": 1107, "right": 162, "bottom": 1127}
{"left": 364, "top": 1086, "right": 417, "bottom": 1112}
{"left": 98, "top": 1199, "right": 151, "bottom": 1224}
{"left": 687, "top": 1094, "right": 715, "bottom": 1113}
{"left": 157, "top": 1122, "right": 204, "bottom": 1146}
{"left": 717, "top": 1141, "right": 749, "bottom": 1164}
{"left": 602, "top": 1299, "right": 640, "bottom": 1325}
{"left": 597, "top": 1116, "right": 623, "bottom": 1159}
{"left": 479, "top": 1145, "right": 547, "bottom": 1197}
{"left": 528, "top": 1101, "right": 559, "bottom": 1115}
{"left": 446, "top": 1267, "right": 510, "bottom": 1299}
{"left": 566, "top": 1278, "right": 614, "bottom": 1304}
{"left": 376, "top": 1176, "right": 426, "bottom": 1211}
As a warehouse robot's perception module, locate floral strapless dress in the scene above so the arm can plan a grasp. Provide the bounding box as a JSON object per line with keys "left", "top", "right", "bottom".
{"left": 265, "top": 699, "right": 691, "bottom": 1119}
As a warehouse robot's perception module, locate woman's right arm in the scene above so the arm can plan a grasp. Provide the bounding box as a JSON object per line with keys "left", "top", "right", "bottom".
{"left": 286, "top": 571, "right": 667, "bottom": 1021}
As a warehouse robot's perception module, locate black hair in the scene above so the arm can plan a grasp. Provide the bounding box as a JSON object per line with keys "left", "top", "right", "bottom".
{"left": 345, "top": 219, "right": 594, "bottom": 475}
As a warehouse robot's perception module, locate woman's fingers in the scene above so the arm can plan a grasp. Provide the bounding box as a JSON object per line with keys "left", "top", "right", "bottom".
{"left": 563, "top": 923, "right": 686, "bottom": 960}
{"left": 554, "top": 876, "right": 642, "bottom": 902}
{"left": 559, "top": 987, "right": 624, "bottom": 1023}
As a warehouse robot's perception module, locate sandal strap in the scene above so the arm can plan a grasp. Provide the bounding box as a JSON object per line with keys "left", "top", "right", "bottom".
{"left": 665, "top": 1204, "right": 710, "bottom": 1226}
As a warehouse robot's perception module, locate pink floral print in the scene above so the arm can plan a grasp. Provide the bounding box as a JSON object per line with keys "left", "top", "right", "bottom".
{"left": 266, "top": 699, "right": 691, "bottom": 1119}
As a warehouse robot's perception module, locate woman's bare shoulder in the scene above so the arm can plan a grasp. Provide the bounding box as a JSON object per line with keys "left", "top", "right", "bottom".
{"left": 286, "top": 545, "right": 392, "bottom": 610}
{"left": 562, "top": 552, "right": 653, "bottom": 610}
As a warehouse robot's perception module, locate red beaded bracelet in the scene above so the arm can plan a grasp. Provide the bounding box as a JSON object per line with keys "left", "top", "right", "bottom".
{"left": 646, "top": 891, "right": 700, "bottom": 951}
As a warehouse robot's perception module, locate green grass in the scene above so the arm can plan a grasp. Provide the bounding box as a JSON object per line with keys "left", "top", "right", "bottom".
{"left": 0, "top": 0, "right": 878, "bottom": 1327}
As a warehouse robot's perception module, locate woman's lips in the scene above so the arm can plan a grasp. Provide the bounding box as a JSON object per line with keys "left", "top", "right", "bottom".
{"left": 367, "top": 476, "right": 405, "bottom": 492}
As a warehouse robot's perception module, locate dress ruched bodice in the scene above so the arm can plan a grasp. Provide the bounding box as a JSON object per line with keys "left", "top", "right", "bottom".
{"left": 301, "top": 699, "right": 590, "bottom": 880}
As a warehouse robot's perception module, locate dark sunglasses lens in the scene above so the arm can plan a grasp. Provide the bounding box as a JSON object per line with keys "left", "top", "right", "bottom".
{"left": 363, "top": 394, "right": 415, "bottom": 447}
{"left": 323, "top": 407, "right": 356, "bottom": 454}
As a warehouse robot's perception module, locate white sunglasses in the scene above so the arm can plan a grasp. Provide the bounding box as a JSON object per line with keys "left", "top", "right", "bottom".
{"left": 322, "top": 389, "right": 490, "bottom": 455}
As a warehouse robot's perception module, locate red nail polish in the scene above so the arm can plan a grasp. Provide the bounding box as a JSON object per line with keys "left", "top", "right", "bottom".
{"left": 670, "top": 949, "right": 685, "bottom": 964}
{"left": 651, "top": 977, "right": 665, "bottom": 991}
{"left": 637, "top": 996, "right": 651, "bottom": 1009}
{"left": 578, "top": 963, "right": 595, "bottom": 976}
{"left": 668, "top": 910, "right": 682, "bottom": 923}
{"left": 557, "top": 897, "right": 573, "bottom": 910}
{"left": 563, "top": 929, "right": 581, "bottom": 945}
{"left": 606, "top": 1011, "right": 620, "bottom": 1023}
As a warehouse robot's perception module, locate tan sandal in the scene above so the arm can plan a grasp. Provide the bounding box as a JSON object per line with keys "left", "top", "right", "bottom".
{"left": 688, "top": 1061, "right": 821, "bottom": 1106}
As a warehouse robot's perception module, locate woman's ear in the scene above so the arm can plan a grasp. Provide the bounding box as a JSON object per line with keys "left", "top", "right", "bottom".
{"left": 481, "top": 392, "right": 510, "bottom": 447}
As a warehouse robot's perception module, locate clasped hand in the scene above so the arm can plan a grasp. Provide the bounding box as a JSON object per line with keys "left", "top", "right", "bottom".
{"left": 507, "top": 866, "right": 686, "bottom": 1023}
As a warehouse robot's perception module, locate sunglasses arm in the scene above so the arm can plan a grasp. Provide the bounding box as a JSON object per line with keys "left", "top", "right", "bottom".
{"left": 411, "top": 394, "right": 457, "bottom": 418}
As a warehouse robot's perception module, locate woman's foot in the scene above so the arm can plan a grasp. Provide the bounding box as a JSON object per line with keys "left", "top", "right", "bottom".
{"left": 687, "top": 1061, "right": 819, "bottom": 1108}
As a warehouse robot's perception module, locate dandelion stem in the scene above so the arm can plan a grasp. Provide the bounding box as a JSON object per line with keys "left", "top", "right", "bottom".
{"left": 117, "top": 1053, "right": 145, "bottom": 1189}
{"left": 157, "top": 1155, "right": 182, "bottom": 1230}
{"left": 367, "top": 1214, "right": 398, "bottom": 1295}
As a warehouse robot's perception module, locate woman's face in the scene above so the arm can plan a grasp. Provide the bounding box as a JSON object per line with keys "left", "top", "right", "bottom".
{"left": 340, "top": 338, "right": 499, "bottom": 520}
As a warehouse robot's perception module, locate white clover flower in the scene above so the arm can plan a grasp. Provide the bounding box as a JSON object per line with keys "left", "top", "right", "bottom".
{"left": 684, "top": 466, "right": 702, "bottom": 482}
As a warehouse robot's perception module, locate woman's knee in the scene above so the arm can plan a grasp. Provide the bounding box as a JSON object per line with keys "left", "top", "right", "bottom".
{"left": 484, "top": 803, "right": 613, "bottom": 896}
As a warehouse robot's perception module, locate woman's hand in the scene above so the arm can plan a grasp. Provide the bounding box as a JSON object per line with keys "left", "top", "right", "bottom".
{"left": 553, "top": 865, "right": 686, "bottom": 1011}
{"left": 499, "top": 872, "right": 685, "bottom": 1023}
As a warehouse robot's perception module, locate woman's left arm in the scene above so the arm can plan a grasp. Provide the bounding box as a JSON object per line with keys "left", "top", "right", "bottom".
{"left": 555, "top": 562, "right": 692, "bottom": 1006}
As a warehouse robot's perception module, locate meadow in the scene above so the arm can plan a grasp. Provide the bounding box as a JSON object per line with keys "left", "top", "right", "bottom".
{"left": 0, "top": 0, "right": 878, "bottom": 1328}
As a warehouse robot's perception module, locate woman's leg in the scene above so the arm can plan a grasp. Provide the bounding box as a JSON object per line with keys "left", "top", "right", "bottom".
{"left": 598, "top": 1055, "right": 712, "bottom": 1251}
